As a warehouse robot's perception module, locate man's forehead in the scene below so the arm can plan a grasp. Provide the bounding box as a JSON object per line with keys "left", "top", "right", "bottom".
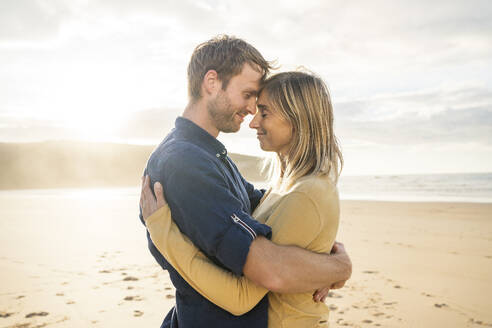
{"left": 237, "top": 62, "right": 263, "bottom": 84}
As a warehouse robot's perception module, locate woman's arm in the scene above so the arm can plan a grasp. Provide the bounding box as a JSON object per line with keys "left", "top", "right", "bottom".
{"left": 142, "top": 181, "right": 268, "bottom": 316}
{"left": 141, "top": 177, "right": 344, "bottom": 313}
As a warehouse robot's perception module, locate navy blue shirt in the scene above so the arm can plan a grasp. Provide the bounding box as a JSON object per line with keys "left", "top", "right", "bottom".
{"left": 141, "top": 117, "right": 272, "bottom": 328}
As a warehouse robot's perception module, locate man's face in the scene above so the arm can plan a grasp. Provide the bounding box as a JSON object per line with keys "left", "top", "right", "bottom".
{"left": 207, "top": 63, "right": 262, "bottom": 133}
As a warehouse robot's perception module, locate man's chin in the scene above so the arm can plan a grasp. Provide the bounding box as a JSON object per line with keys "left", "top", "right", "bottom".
{"left": 221, "top": 125, "right": 241, "bottom": 133}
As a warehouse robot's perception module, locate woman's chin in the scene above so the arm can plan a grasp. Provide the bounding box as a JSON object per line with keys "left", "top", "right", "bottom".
{"left": 259, "top": 144, "right": 275, "bottom": 153}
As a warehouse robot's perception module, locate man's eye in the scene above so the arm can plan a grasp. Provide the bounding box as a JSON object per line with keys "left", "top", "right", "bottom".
{"left": 244, "top": 93, "right": 251, "bottom": 99}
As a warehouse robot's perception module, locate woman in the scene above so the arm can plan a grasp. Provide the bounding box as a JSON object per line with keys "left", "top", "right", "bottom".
{"left": 141, "top": 71, "right": 343, "bottom": 327}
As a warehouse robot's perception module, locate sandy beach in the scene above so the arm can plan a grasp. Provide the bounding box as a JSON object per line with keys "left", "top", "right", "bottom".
{"left": 0, "top": 188, "right": 491, "bottom": 328}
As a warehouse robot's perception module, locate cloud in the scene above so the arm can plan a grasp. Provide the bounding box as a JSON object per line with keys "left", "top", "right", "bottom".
{"left": 0, "top": 0, "right": 69, "bottom": 41}
{"left": 1, "top": 1, "right": 491, "bottom": 156}
{"left": 335, "top": 85, "right": 492, "bottom": 146}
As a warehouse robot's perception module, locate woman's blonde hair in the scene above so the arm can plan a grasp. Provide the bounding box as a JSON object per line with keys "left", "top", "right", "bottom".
{"left": 261, "top": 71, "right": 343, "bottom": 189}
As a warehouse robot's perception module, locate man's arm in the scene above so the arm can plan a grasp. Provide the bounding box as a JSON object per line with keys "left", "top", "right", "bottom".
{"left": 143, "top": 175, "right": 351, "bottom": 295}
{"left": 244, "top": 237, "right": 352, "bottom": 293}
{"left": 243, "top": 189, "right": 351, "bottom": 293}
{"left": 147, "top": 149, "right": 271, "bottom": 275}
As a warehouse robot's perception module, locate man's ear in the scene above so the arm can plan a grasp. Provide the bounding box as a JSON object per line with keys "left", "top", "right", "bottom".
{"left": 202, "top": 69, "right": 221, "bottom": 96}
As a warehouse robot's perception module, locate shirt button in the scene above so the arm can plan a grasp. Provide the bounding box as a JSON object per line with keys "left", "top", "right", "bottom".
{"left": 216, "top": 153, "right": 220, "bottom": 158}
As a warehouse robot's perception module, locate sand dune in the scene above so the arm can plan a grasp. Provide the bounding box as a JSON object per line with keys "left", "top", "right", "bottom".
{"left": 0, "top": 141, "right": 266, "bottom": 189}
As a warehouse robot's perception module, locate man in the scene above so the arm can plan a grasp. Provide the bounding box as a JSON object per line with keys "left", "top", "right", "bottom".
{"left": 140, "top": 35, "right": 352, "bottom": 328}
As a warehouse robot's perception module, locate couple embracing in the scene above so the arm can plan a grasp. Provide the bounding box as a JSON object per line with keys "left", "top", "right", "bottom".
{"left": 139, "top": 35, "right": 352, "bottom": 328}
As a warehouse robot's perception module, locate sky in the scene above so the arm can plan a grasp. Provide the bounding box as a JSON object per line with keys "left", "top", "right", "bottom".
{"left": 1, "top": 0, "right": 492, "bottom": 175}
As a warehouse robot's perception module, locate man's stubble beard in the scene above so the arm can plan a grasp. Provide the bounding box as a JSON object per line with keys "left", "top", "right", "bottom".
{"left": 207, "top": 90, "right": 241, "bottom": 133}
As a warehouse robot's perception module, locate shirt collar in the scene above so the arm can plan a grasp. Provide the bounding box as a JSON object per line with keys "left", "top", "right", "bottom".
{"left": 174, "top": 117, "right": 228, "bottom": 159}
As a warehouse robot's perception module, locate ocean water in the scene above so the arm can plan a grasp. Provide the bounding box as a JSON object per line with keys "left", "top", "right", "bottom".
{"left": 1, "top": 173, "right": 491, "bottom": 203}
{"left": 337, "top": 172, "right": 492, "bottom": 203}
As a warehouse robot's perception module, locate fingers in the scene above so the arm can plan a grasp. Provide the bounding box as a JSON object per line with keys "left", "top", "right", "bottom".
{"left": 139, "top": 176, "right": 145, "bottom": 209}
{"left": 154, "top": 182, "right": 167, "bottom": 208}
{"left": 330, "top": 242, "right": 338, "bottom": 254}
{"left": 143, "top": 176, "right": 154, "bottom": 201}
{"left": 140, "top": 175, "right": 159, "bottom": 219}
{"left": 331, "top": 241, "right": 346, "bottom": 255}
{"left": 313, "top": 287, "right": 330, "bottom": 303}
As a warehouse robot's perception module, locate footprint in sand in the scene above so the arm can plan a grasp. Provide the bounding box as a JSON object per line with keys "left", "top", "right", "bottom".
{"left": 16, "top": 295, "right": 26, "bottom": 299}
{"left": 124, "top": 296, "right": 143, "bottom": 301}
{"left": 434, "top": 303, "right": 447, "bottom": 308}
{"left": 469, "top": 318, "right": 492, "bottom": 326}
{"left": 11, "top": 323, "right": 31, "bottom": 328}
{"left": 394, "top": 285, "right": 402, "bottom": 289}
{"left": 383, "top": 301, "right": 398, "bottom": 306}
{"left": 66, "top": 301, "right": 75, "bottom": 305}
{"left": 327, "top": 292, "right": 342, "bottom": 299}
{"left": 165, "top": 287, "right": 172, "bottom": 290}
{"left": 166, "top": 294, "right": 175, "bottom": 299}
{"left": 421, "top": 292, "right": 433, "bottom": 297}
{"left": 99, "top": 270, "right": 111, "bottom": 274}
{"left": 133, "top": 310, "right": 144, "bottom": 317}
{"left": 55, "top": 293, "right": 64, "bottom": 297}
{"left": 123, "top": 276, "right": 139, "bottom": 282}
{"left": 362, "top": 270, "right": 379, "bottom": 274}
{"left": 127, "top": 286, "right": 134, "bottom": 290}
{"left": 25, "top": 312, "right": 49, "bottom": 318}
{"left": 0, "top": 312, "right": 14, "bottom": 318}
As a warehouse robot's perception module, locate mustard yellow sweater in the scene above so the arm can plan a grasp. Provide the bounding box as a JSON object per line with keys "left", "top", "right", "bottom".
{"left": 145, "top": 174, "right": 340, "bottom": 328}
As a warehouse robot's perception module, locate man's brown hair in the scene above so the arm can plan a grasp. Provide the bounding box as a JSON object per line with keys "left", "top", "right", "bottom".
{"left": 187, "top": 35, "right": 274, "bottom": 102}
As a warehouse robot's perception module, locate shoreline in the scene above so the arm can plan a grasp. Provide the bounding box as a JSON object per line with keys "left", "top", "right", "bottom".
{"left": 1, "top": 186, "right": 491, "bottom": 205}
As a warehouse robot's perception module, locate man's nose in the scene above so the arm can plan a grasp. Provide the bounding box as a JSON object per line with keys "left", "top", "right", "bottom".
{"left": 249, "top": 112, "right": 260, "bottom": 129}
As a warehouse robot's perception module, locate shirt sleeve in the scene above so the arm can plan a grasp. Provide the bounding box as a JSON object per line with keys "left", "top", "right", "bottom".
{"left": 145, "top": 206, "right": 268, "bottom": 316}
{"left": 147, "top": 149, "right": 271, "bottom": 275}
{"left": 144, "top": 189, "right": 332, "bottom": 316}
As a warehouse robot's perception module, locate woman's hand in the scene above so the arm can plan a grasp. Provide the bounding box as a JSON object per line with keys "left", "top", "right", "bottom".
{"left": 140, "top": 175, "right": 167, "bottom": 220}
{"left": 312, "top": 241, "right": 351, "bottom": 303}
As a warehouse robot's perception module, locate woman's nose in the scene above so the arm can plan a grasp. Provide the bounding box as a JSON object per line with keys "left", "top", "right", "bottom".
{"left": 249, "top": 112, "right": 261, "bottom": 129}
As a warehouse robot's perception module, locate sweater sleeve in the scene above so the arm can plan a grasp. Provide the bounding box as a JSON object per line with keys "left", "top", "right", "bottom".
{"left": 145, "top": 189, "right": 334, "bottom": 315}
{"left": 145, "top": 206, "right": 268, "bottom": 316}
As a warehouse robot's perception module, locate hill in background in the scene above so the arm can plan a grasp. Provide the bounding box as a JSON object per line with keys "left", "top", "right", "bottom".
{"left": 0, "top": 141, "right": 266, "bottom": 190}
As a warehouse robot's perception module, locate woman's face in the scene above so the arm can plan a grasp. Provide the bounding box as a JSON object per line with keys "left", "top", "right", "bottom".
{"left": 249, "top": 91, "right": 293, "bottom": 156}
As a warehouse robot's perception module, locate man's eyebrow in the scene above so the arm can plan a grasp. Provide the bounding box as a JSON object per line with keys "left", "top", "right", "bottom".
{"left": 244, "top": 89, "right": 258, "bottom": 96}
